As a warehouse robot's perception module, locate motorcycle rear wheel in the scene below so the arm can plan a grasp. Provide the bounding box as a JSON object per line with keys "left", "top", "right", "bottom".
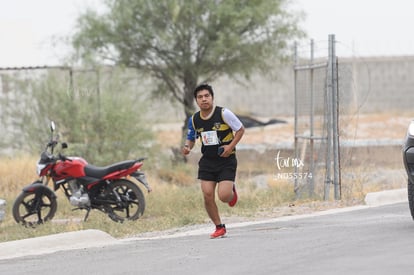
{"left": 106, "top": 179, "right": 145, "bottom": 222}
{"left": 12, "top": 191, "right": 57, "bottom": 226}
{"left": 408, "top": 179, "right": 414, "bottom": 220}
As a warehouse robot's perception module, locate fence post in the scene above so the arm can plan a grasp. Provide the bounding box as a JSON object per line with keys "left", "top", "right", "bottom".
{"left": 293, "top": 35, "right": 341, "bottom": 200}
{"left": 330, "top": 34, "right": 341, "bottom": 200}
{"left": 324, "top": 36, "right": 334, "bottom": 200}
{"left": 293, "top": 42, "right": 299, "bottom": 196}
{"left": 309, "top": 39, "right": 315, "bottom": 197}
{"left": 325, "top": 34, "right": 341, "bottom": 200}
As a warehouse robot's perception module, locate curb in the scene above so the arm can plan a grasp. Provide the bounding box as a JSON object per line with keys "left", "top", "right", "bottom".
{"left": 0, "top": 229, "right": 117, "bottom": 260}
{"left": 0, "top": 188, "right": 408, "bottom": 260}
{"left": 364, "top": 188, "right": 407, "bottom": 207}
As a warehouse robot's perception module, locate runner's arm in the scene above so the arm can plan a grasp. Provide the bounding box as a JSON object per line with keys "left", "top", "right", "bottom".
{"left": 182, "top": 117, "right": 196, "bottom": 155}
{"left": 222, "top": 108, "right": 245, "bottom": 151}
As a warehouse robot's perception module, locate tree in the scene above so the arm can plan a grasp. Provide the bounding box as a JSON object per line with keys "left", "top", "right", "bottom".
{"left": 0, "top": 67, "right": 153, "bottom": 165}
{"left": 72, "top": 0, "right": 304, "bottom": 139}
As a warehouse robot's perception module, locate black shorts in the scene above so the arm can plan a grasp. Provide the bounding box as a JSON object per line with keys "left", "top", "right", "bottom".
{"left": 198, "top": 155, "right": 237, "bottom": 182}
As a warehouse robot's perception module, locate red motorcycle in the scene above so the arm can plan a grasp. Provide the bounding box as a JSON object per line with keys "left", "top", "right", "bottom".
{"left": 12, "top": 121, "right": 152, "bottom": 225}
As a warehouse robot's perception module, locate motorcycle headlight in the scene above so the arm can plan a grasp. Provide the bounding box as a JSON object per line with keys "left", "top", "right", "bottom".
{"left": 36, "top": 163, "right": 47, "bottom": 176}
{"left": 409, "top": 121, "right": 414, "bottom": 136}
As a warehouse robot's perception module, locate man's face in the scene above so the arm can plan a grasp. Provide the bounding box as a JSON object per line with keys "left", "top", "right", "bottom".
{"left": 195, "top": 89, "right": 213, "bottom": 111}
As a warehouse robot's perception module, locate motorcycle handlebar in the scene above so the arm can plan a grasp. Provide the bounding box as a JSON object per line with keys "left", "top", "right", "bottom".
{"left": 58, "top": 153, "right": 72, "bottom": 162}
{"left": 47, "top": 140, "right": 58, "bottom": 147}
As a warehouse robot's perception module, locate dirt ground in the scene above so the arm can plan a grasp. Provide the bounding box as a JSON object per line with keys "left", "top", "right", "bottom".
{"left": 155, "top": 112, "right": 411, "bottom": 194}
{"left": 148, "top": 112, "right": 412, "bottom": 224}
{"left": 156, "top": 112, "right": 413, "bottom": 148}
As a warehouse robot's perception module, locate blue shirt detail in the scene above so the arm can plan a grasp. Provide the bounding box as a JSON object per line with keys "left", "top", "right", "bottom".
{"left": 186, "top": 116, "right": 196, "bottom": 141}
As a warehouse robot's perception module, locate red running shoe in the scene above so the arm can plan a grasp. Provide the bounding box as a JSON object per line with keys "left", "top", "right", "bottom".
{"left": 210, "top": 224, "right": 226, "bottom": 239}
{"left": 228, "top": 184, "right": 238, "bottom": 207}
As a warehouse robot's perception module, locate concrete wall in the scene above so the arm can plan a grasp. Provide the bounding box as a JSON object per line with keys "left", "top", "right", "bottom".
{"left": 2, "top": 55, "right": 414, "bottom": 123}
{"left": 199, "top": 55, "right": 414, "bottom": 120}
{"left": 339, "top": 56, "right": 414, "bottom": 114}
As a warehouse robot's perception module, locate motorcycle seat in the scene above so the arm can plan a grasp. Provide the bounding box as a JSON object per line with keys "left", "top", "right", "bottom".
{"left": 84, "top": 160, "right": 137, "bottom": 178}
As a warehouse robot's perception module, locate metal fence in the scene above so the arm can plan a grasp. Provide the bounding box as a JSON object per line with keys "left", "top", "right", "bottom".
{"left": 293, "top": 35, "right": 341, "bottom": 200}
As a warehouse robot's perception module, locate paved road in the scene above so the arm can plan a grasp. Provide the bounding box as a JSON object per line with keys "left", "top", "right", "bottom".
{"left": 0, "top": 202, "right": 413, "bottom": 275}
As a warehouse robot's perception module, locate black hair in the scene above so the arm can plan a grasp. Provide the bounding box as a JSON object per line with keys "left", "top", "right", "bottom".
{"left": 193, "top": 83, "right": 214, "bottom": 98}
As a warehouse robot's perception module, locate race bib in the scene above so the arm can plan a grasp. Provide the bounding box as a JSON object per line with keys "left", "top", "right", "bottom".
{"left": 200, "top": 131, "right": 219, "bottom": 146}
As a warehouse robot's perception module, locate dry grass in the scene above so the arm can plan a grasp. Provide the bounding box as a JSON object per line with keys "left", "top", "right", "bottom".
{"left": 0, "top": 153, "right": 386, "bottom": 242}
{"left": 0, "top": 159, "right": 300, "bottom": 241}
{"left": 0, "top": 112, "right": 410, "bottom": 241}
{"left": 0, "top": 155, "right": 38, "bottom": 195}
{"left": 339, "top": 112, "right": 412, "bottom": 140}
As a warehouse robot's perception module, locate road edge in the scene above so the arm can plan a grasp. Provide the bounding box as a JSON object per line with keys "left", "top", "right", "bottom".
{"left": 0, "top": 188, "right": 408, "bottom": 260}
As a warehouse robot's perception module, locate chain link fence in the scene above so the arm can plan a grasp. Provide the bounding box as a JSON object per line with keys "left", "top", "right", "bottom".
{"left": 293, "top": 35, "right": 341, "bottom": 200}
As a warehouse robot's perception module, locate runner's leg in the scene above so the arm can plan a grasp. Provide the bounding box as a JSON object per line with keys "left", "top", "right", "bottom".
{"left": 201, "top": 180, "right": 222, "bottom": 225}
{"left": 217, "top": 180, "right": 234, "bottom": 203}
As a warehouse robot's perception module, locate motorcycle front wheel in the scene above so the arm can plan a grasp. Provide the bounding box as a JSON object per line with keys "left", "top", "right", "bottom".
{"left": 106, "top": 179, "right": 145, "bottom": 222}
{"left": 12, "top": 191, "right": 57, "bottom": 226}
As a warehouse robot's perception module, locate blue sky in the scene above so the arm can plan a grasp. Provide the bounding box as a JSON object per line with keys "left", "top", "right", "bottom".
{"left": 0, "top": 0, "right": 413, "bottom": 67}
